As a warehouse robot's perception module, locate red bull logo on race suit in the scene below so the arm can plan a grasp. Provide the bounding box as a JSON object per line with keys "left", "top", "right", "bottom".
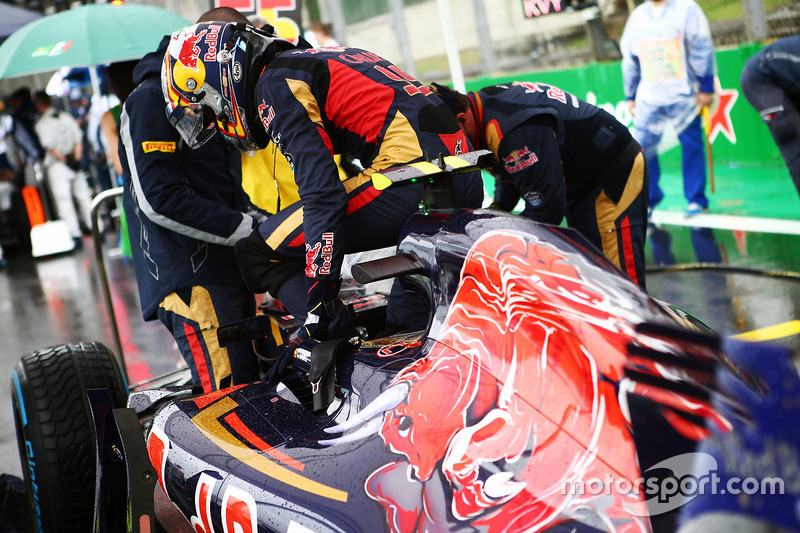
{"left": 305, "top": 241, "right": 321, "bottom": 277}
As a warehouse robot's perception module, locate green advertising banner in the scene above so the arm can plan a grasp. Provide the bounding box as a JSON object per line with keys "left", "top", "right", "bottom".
{"left": 466, "top": 43, "right": 781, "bottom": 169}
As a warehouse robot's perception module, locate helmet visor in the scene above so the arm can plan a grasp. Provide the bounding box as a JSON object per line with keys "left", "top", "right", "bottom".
{"left": 164, "top": 54, "right": 225, "bottom": 150}
{"left": 165, "top": 100, "right": 217, "bottom": 149}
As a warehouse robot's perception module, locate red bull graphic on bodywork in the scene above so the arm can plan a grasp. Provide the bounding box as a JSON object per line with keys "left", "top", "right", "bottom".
{"left": 190, "top": 473, "right": 258, "bottom": 533}
{"left": 361, "top": 230, "right": 651, "bottom": 532}
{"left": 141, "top": 211, "right": 731, "bottom": 532}
{"left": 147, "top": 426, "right": 169, "bottom": 494}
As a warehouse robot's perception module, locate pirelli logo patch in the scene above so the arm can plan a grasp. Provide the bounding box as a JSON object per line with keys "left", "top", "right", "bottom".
{"left": 142, "top": 141, "right": 176, "bottom": 153}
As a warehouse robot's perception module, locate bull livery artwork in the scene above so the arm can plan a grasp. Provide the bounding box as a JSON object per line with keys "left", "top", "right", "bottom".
{"left": 137, "top": 206, "right": 752, "bottom": 533}
{"left": 357, "top": 230, "right": 649, "bottom": 532}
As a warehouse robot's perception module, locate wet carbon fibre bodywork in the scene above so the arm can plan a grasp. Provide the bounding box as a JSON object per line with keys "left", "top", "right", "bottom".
{"left": 135, "top": 209, "right": 702, "bottom": 533}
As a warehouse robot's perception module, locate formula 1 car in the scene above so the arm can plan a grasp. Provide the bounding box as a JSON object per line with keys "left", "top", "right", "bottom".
{"left": 11, "top": 151, "right": 800, "bottom": 533}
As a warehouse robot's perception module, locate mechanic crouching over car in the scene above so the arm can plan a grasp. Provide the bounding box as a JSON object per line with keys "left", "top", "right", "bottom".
{"left": 162, "top": 21, "right": 484, "bottom": 380}
{"left": 431, "top": 82, "right": 649, "bottom": 289}
{"left": 120, "top": 28, "right": 268, "bottom": 393}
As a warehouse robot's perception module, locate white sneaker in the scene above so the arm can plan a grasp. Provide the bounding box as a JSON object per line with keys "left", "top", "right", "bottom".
{"left": 685, "top": 203, "right": 708, "bottom": 217}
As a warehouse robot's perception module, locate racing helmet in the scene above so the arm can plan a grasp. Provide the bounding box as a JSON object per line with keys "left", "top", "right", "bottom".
{"left": 161, "top": 22, "right": 295, "bottom": 154}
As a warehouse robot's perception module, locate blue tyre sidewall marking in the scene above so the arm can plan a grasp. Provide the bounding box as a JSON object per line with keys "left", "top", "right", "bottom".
{"left": 12, "top": 369, "right": 27, "bottom": 426}
{"left": 12, "top": 367, "right": 43, "bottom": 530}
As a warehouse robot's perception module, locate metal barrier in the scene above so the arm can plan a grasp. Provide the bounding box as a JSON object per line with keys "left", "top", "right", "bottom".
{"left": 90, "top": 186, "right": 126, "bottom": 377}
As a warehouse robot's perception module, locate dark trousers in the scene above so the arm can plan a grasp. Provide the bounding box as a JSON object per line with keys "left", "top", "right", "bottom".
{"left": 157, "top": 284, "right": 259, "bottom": 392}
{"left": 249, "top": 173, "right": 483, "bottom": 328}
{"left": 568, "top": 151, "right": 649, "bottom": 289}
{"left": 741, "top": 66, "right": 800, "bottom": 197}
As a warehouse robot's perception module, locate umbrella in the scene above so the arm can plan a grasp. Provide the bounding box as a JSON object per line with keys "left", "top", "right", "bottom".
{"left": 0, "top": 3, "right": 190, "bottom": 80}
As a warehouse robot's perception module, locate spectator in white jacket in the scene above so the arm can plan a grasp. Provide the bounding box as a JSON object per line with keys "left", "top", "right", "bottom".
{"left": 33, "top": 90, "right": 95, "bottom": 246}
{"left": 620, "top": 0, "right": 716, "bottom": 218}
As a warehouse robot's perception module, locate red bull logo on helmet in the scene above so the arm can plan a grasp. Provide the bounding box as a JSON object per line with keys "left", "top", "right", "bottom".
{"left": 203, "top": 24, "right": 221, "bottom": 62}
{"left": 176, "top": 28, "right": 207, "bottom": 71}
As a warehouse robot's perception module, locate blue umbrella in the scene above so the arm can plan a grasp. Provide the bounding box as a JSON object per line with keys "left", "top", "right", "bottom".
{"left": 0, "top": 2, "right": 41, "bottom": 45}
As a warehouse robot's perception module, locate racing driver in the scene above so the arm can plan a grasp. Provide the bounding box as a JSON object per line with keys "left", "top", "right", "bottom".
{"left": 161, "top": 22, "right": 484, "bottom": 376}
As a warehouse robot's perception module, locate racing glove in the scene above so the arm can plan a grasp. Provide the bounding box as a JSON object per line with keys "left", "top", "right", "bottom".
{"left": 264, "top": 341, "right": 298, "bottom": 381}
{"left": 301, "top": 277, "right": 343, "bottom": 341}
{"left": 264, "top": 278, "right": 343, "bottom": 382}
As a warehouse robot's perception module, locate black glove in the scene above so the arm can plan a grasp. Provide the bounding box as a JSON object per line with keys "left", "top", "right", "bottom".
{"left": 65, "top": 157, "right": 82, "bottom": 172}
{"left": 264, "top": 339, "right": 298, "bottom": 382}
{"left": 263, "top": 324, "right": 323, "bottom": 382}
{"left": 300, "top": 278, "right": 342, "bottom": 341}
{"left": 263, "top": 278, "right": 345, "bottom": 383}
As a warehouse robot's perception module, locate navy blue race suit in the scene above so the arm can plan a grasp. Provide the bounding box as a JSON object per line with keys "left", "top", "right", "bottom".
{"left": 120, "top": 37, "right": 264, "bottom": 391}
{"left": 741, "top": 35, "right": 800, "bottom": 198}
{"left": 235, "top": 46, "right": 484, "bottom": 335}
{"left": 468, "top": 82, "right": 648, "bottom": 288}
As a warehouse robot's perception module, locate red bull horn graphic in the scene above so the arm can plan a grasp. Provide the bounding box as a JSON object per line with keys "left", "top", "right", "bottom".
{"left": 504, "top": 147, "right": 539, "bottom": 174}
{"left": 326, "top": 230, "right": 652, "bottom": 531}
{"left": 177, "top": 28, "right": 207, "bottom": 70}
{"left": 305, "top": 241, "right": 321, "bottom": 277}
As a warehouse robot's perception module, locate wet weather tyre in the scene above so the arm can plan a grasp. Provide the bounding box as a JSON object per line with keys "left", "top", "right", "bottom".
{"left": 11, "top": 342, "right": 129, "bottom": 533}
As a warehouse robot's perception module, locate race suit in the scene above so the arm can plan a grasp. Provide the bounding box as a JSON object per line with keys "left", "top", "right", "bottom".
{"left": 620, "top": 0, "right": 715, "bottom": 210}
{"left": 740, "top": 35, "right": 800, "bottom": 197}
{"left": 236, "top": 46, "right": 484, "bottom": 333}
{"left": 470, "top": 82, "right": 648, "bottom": 288}
{"left": 120, "top": 37, "right": 264, "bottom": 392}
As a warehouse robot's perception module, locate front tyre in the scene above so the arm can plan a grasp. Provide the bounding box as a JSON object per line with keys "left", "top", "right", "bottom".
{"left": 11, "top": 342, "right": 128, "bottom": 532}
